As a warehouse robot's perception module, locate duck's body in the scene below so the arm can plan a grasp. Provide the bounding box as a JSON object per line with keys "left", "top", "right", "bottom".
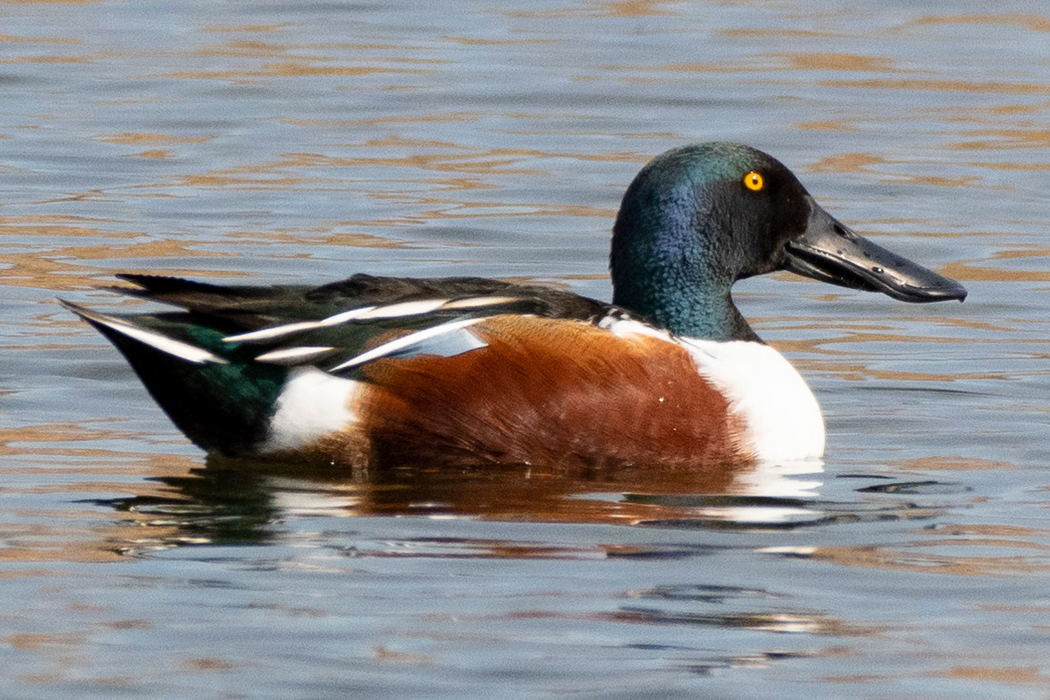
{"left": 63, "top": 143, "right": 966, "bottom": 469}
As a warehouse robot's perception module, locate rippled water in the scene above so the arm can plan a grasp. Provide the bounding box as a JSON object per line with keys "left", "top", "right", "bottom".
{"left": 3, "top": 1, "right": 1050, "bottom": 698}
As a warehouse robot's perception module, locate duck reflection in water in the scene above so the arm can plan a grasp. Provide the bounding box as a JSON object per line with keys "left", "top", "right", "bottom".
{"left": 102, "top": 450, "right": 824, "bottom": 556}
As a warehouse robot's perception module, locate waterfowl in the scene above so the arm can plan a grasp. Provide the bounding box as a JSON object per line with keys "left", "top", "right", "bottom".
{"left": 62, "top": 143, "right": 966, "bottom": 470}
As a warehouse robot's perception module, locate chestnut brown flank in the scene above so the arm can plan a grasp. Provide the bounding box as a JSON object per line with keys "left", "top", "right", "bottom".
{"left": 349, "top": 316, "right": 747, "bottom": 470}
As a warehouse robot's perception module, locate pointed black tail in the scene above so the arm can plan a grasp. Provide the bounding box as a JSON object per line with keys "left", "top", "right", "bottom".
{"left": 62, "top": 300, "right": 285, "bottom": 456}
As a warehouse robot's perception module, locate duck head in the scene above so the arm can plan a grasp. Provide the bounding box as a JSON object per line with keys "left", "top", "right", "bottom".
{"left": 610, "top": 142, "right": 967, "bottom": 341}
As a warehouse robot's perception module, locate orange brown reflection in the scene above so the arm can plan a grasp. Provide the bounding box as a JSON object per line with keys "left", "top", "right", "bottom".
{"left": 163, "top": 63, "right": 434, "bottom": 82}
{"left": 0, "top": 218, "right": 245, "bottom": 291}
{"left": 779, "top": 53, "right": 899, "bottom": 72}
{"left": 95, "top": 133, "right": 212, "bottom": 146}
{"left": 0, "top": 423, "right": 203, "bottom": 563}
{"left": 72, "top": 449, "right": 826, "bottom": 556}
{"left": 231, "top": 452, "right": 819, "bottom": 523}
{"left": 808, "top": 151, "right": 981, "bottom": 186}
{"left": 0, "top": 32, "right": 80, "bottom": 45}
{"left": 948, "top": 128, "right": 1050, "bottom": 152}
{"left": 819, "top": 79, "right": 1050, "bottom": 96}
{"left": 810, "top": 538, "right": 1050, "bottom": 578}
{"left": 940, "top": 249, "right": 1050, "bottom": 283}
{"left": 933, "top": 666, "right": 1050, "bottom": 684}
{"left": 130, "top": 143, "right": 619, "bottom": 223}
{"left": 224, "top": 229, "right": 409, "bottom": 248}
{"left": 600, "top": 0, "right": 675, "bottom": 18}
{"left": 317, "top": 461, "right": 747, "bottom": 523}
{"left": 0, "top": 216, "right": 408, "bottom": 292}
{"left": 4, "top": 429, "right": 823, "bottom": 557}
{"left": 905, "top": 13, "right": 1050, "bottom": 32}
{"left": 896, "top": 456, "right": 1018, "bottom": 472}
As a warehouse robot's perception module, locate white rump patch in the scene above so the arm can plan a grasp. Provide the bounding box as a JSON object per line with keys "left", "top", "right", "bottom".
{"left": 259, "top": 367, "right": 361, "bottom": 453}
{"left": 679, "top": 338, "right": 825, "bottom": 464}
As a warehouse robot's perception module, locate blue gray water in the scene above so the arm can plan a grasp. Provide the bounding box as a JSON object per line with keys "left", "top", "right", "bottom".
{"left": 3, "top": 1, "right": 1050, "bottom": 698}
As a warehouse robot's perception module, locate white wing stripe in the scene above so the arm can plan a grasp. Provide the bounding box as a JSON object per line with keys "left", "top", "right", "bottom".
{"left": 347, "top": 299, "right": 449, "bottom": 319}
{"left": 225, "top": 295, "right": 522, "bottom": 344}
{"left": 442, "top": 296, "right": 521, "bottom": 309}
{"left": 255, "top": 346, "right": 336, "bottom": 364}
{"left": 330, "top": 317, "right": 486, "bottom": 371}
{"left": 225, "top": 321, "right": 323, "bottom": 343}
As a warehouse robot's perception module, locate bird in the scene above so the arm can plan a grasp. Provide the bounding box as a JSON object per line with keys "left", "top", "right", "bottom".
{"left": 62, "top": 142, "right": 967, "bottom": 471}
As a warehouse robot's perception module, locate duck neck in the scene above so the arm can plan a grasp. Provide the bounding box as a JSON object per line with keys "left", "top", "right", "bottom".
{"left": 609, "top": 189, "right": 760, "bottom": 342}
{"left": 612, "top": 270, "right": 759, "bottom": 342}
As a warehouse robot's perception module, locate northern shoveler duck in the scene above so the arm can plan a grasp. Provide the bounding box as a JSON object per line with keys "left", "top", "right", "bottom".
{"left": 62, "top": 143, "right": 966, "bottom": 469}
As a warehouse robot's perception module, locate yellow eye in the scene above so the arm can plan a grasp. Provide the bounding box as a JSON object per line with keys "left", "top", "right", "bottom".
{"left": 743, "top": 170, "right": 764, "bottom": 191}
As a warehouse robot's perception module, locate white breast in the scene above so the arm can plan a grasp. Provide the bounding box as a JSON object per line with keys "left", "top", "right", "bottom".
{"left": 679, "top": 337, "right": 825, "bottom": 463}
{"left": 595, "top": 316, "right": 825, "bottom": 463}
